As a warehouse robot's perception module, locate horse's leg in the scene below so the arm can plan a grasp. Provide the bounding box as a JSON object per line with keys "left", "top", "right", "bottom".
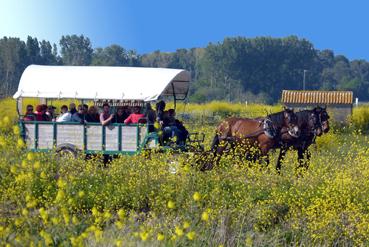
{"left": 304, "top": 148, "right": 311, "bottom": 169}
{"left": 202, "top": 139, "right": 228, "bottom": 170}
{"left": 211, "top": 134, "right": 220, "bottom": 152}
{"left": 297, "top": 148, "right": 305, "bottom": 169}
{"left": 260, "top": 145, "right": 270, "bottom": 167}
{"left": 276, "top": 148, "right": 287, "bottom": 172}
{"left": 201, "top": 134, "right": 221, "bottom": 171}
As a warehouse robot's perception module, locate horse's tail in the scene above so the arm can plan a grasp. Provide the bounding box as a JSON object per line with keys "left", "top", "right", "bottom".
{"left": 211, "top": 134, "right": 220, "bottom": 153}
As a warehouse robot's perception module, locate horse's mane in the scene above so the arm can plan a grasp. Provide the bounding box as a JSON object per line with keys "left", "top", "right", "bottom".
{"left": 267, "top": 111, "right": 286, "bottom": 127}
{"left": 296, "top": 110, "right": 311, "bottom": 127}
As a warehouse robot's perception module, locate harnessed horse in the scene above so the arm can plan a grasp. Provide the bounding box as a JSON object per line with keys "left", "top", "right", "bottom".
{"left": 276, "top": 106, "right": 330, "bottom": 171}
{"left": 208, "top": 108, "right": 300, "bottom": 168}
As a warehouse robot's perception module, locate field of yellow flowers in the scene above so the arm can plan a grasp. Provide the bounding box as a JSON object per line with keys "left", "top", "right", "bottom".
{"left": 1, "top": 99, "right": 369, "bottom": 246}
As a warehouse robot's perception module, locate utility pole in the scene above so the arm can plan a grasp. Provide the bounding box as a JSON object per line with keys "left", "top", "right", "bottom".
{"left": 303, "top": 69, "right": 308, "bottom": 90}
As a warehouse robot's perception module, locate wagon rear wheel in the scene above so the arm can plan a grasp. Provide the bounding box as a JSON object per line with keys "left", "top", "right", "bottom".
{"left": 56, "top": 144, "right": 78, "bottom": 160}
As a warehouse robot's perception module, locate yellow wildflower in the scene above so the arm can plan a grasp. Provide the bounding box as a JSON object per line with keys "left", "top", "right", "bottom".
{"left": 17, "top": 139, "right": 25, "bottom": 148}
{"left": 103, "top": 211, "right": 112, "bottom": 220}
{"left": 157, "top": 233, "right": 165, "bottom": 241}
{"left": 193, "top": 192, "right": 201, "bottom": 201}
{"left": 33, "top": 161, "right": 40, "bottom": 169}
{"left": 115, "top": 240, "right": 123, "bottom": 247}
{"left": 21, "top": 208, "right": 29, "bottom": 217}
{"left": 91, "top": 207, "right": 99, "bottom": 216}
{"left": 13, "top": 125, "right": 20, "bottom": 135}
{"left": 175, "top": 226, "right": 184, "bottom": 237}
{"left": 117, "top": 209, "right": 125, "bottom": 220}
{"left": 115, "top": 221, "right": 124, "bottom": 229}
{"left": 57, "top": 178, "right": 66, "bottom": 188}
{"left": 201, "top": 211, "right": 209, "bottom": 222}
{"left": 167, "top": 200, "right": 175, "bottom": 209}
{"left": 26, "top": 152, "right": 34, "bottom": 161}
{"left": 78, "top": 190, "right": 85, "bottom": 198}
{"left": 72, "top": 215, "right": 79, "bottom": 224}
{"left": 186, "top": 231, "right": 196, "bottom": 240}
{"left": 245, "top": 234, "right": 253, "bottom": 247}
{"left": 39, "top": 207, "right": 48, "bottom": 223}
{"left": 94, "top": 229, "right": 103, "bottom": 241}
{"left": 55, "top": 190, "right": 65, "bottom": 202}
{"left": 40, "top": 171, "right": 47, "bottom": 179}
{"left": 140, "top": 231, "right": 149, "bottom": 241}
{"left": 183, "top": 221, "right": 190, "bottom": 229}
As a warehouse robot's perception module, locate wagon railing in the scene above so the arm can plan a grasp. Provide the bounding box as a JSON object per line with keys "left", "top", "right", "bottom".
{"left": 20, "top": 121, "right": 158, "bottom": 155}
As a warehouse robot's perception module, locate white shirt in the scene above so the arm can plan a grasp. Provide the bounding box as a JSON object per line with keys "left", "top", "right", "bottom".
{"left": 56, "top": 112, "right": 72, "bottom": 122}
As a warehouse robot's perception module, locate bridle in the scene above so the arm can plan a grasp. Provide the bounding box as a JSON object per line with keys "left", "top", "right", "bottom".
{"left": 284, "top": 111, "right": 300, "bottom": 138}
{"left": 308, "top": 111, "right": 322, "bottom": 136}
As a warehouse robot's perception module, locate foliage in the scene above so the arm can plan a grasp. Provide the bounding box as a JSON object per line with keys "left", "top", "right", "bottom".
{"left": 91, "top": 45, "right": 140, "bottom": 66}
{"left": 2, "top": 35, "right": 369, "bottom": 104}
{"left": 59, "top": 35, "right": 93, "bottom": 66}
{"left": 1, "top": 99, "right": 369, "bottom": 245}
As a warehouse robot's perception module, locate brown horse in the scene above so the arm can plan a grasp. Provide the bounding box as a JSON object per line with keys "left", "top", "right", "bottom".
{"left": 208, "top": 108, "right": 300, "bottom": 168}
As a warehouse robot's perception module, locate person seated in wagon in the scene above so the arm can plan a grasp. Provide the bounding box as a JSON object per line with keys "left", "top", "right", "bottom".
{"left": 124, "top": 106, "right": 145, "bottom": 124}
{"left": 23, "top": 105, "right": 36, "bottom": 121}
{"left": 113, "top": 106, "right": 130, "bottom": 123}
{"left": 56, "top": 105, "right": 72, "bottom": 122}
{"left": 100, "top": 103, "right": 115, "bottom": 126}
{"left": 85, "top": 106, "right": 100, "bottom": 123}
{"left": 34, "top": 104, "right": 49, "bottom": 121}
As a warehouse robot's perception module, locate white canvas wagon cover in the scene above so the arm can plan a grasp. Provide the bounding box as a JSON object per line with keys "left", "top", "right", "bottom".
{"left": 13, "top": 65, "right": 191, "bottom": 101}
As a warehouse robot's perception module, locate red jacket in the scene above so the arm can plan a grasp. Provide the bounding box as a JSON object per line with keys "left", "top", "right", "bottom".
{"left": 124, "top": 113, "right": 145, "bottom": 124}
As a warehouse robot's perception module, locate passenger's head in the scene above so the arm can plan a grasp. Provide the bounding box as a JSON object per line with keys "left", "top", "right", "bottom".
{"left": 83, "top": 104, "right": 89, "bottom": 112}
{"left": 77, "top": 104, "right": 84, "bottom": 114}
{"left": 35, "top": 105, "right": 43, "bottom": 113}
{"left": 61, "top": 105, "right": 68, "bottom": 113}
{"left": 26, "top": 105, "right": 33, "bottom": 113}
{"left": 117, "top": 107, "right": 124, "bottom": 116}
{"left": 146, "top": 103, "right": 152, "bottom": 110}
{"left": 156, "top": 100, "right": 166, "bottom": 111}
{"left": 103, "top": 103, "right": 110, "bottom": 113}
{"left": 69, "top": 103, "right": 76, "bottom": 110}
{"left": 133, "top": 106, "right": 141, "bottom": 114}
{"left": 88, "top": 106, "right": 97, "bottom": 114}
{"left": 47, "top": 105, "right": 56, "bottom": 114}
{"left": 123, "top": 106, "right": 130, "bottom": 113}
{"left": 41, "top": 104, "right": 47, "bottom": 113}
{"left": 168, "top": 108, "right": 176, "bottom": 117}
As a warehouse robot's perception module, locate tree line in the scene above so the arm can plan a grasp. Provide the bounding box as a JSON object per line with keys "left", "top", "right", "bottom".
{"left": 1, "top": 35, "right": 368, "bottom": 103}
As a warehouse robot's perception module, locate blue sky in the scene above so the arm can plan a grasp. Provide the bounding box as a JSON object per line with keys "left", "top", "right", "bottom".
{"left": 0, "top": 0, "right": 368, "bottom": 60}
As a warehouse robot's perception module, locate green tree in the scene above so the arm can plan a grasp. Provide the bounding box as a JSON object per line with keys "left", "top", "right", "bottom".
{"left": 59, "top": 35, "right": 93, "bottom": 65}
{"left": 39, "top": 40, "right": 57, "bottom": 65}
{"left": 25, "top": 36, "right": 41, "bottom": 64}
{"left": 92, "top": 44, "right": 128, "bottom": 66}
{"left": 0, "top": 37, "right": 27, "bottom": 96}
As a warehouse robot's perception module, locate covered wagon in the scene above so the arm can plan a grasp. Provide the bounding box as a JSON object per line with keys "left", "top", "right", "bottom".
{"left": 13, "top": 65, "right": 201, "bottom": 157}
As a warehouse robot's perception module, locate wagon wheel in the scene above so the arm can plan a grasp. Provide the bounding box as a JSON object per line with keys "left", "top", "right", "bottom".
{"left": 56, "top": 144, "right": 78, "bottom": 160}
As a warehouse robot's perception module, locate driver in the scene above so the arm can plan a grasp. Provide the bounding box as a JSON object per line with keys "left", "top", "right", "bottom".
{"left": 162, "top": 109, "right": 189, "bottom": 145}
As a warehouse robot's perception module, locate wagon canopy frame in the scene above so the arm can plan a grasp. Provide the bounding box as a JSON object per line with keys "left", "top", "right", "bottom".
{"left": 13, "top": 65, "right": 191, "bottom": 102}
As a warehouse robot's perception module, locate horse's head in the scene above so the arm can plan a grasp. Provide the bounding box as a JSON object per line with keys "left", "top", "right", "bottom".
{"left": 315, "top": 106, "right": 330, "bottom": 133}
{"left": 283, "top": 107, "right": 300, "bottom": 138}
{"left": 308, "top": 109, "right": 323, "bottom": 136}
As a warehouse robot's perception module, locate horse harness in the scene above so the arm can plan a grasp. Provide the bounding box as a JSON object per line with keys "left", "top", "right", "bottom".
{"left": 227, "top": 118, "right": 281, "bottom": 140}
